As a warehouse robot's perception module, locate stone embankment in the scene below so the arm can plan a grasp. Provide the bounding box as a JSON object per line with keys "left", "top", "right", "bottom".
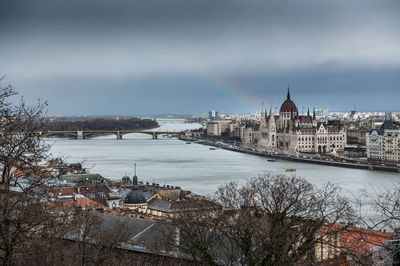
{"left": 180, "top": 136, "right": 400, "bottom": 173}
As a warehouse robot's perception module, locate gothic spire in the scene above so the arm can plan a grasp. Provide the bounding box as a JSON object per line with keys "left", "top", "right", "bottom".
{"left": 313, "top": 108, "right": 316, "bottom": 120}
{"left": 260, "top": 102, "right": 267, "bottom": 127}
{"left": 307, "top": 107, "right": 310, "bottom": 117}
{"left": 269, "top": 102, "right": 274, "bottom": 116}
{"left": 287, "top": 85, "right": 291, "bottom": 100}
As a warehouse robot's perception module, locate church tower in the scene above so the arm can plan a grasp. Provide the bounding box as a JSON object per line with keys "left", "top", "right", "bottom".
{"left": 258, "top": 102, "right": 269, "bottom": 149}
{"left": 267, "top": 104, "right": 277, "bottom": 150}
{"left": 260, "top": 102, "right": 267, "bottom": 128}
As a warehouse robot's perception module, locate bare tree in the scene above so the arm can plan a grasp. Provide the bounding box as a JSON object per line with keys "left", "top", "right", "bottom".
{"left": 165, "top": 208, "right": 229, "bottom": 265}
{"left": 0, "top": 84, "right": 194, "bottom": 265}
{"left": 353, "top": 186, "right": 400, "bottom": 265}
{"left": 0, "top": 84, "right": 55, "bottom": 265}
{"left": 168, "top": 173, "right": 354, "bottom": 265}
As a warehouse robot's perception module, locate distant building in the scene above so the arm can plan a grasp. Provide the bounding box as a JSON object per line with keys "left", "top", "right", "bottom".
{"left": 206, "top": 120, "right": 232, "bottom": 136}
{"left": 59, "top": 173, "right": 106, "bottom": 185}
{"left": 208, "top": 110, "right": 219, "bottom": 120}
{"left": 233, "top": 124, "right": 245, "bottom": 140}
{"left": 366, "top": 130, "right": 382, "bottom": 160}
{"left": 382, "top": 129, "right": 400, "bottom": 162}
{"left": 346, "top": 128, "right": 367, "bottom": 145}
{"left": 367, "top": 112, "right": 400, "bottom": 162}
{"left": 243, "top": 125, "right": 259, "bottom": 146}
{"left": 350, "top": 105, "right": 357, "bottom": 118}
{"left": 124, "top": 188, "right": 148, "bottom": 212}
{"left": 50, "top": 184, "right": 121, "bottom": 209}
{"left": 315, "top": 108, "right": 329, "bottom": 117}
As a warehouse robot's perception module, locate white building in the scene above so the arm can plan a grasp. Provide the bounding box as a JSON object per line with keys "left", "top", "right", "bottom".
{"left": 367, "top": 112, "right": 400, "bottom": 162}
{"left": 366, "top": 130, "right": 382, "bottom": 160}
{"left": 243, "top": 126, "right": 258, "bottom": 146}
{"left": 382, "top": 130, "right": 400, "bottom": 162}
{"left": 245, "top": 88, "right": 346, "bottom": 154}
{"left": 206, "top": 120, "right": 232, "bottom": 136}
{"left": 315, "top": 108, "right": 329, "bottom": 117}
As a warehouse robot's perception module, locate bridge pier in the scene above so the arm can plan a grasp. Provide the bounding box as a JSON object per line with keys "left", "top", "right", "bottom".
{"left": 77, "top": 130, "right": 84, "bottom": 140}
{"left": 116, "top": 131, "right": 122, "bottom": 140}
{"left": 37, "top": 130, "right": 201, "bottom": 139}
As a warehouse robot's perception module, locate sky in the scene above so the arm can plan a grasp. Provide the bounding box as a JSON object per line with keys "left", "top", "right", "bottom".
{"left": 0, "top": 0, "right": 399, "bottom": 115}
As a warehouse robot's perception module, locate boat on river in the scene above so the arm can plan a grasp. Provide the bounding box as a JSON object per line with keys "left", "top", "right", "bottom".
{"left": 285, "top": 169, "right": 296, "bottom": 172}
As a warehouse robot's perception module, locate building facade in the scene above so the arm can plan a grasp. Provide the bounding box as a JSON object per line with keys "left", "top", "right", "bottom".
{"left": 315, "top": 108, "right": 329, "bottom": 117}
{"left": 367, "top": 112, "right": 400, "bottom": 162}
{"left": 206, "top": 120, "right": 231, "bottom": 136}
{"left": 366, "top": 130, "right": 382, "bottom": 160}
{"left": 382, "top": 130, "right": 400, "bottom": 162}
{"left": 208, "top": 110, "right": 219, "bottom": 120}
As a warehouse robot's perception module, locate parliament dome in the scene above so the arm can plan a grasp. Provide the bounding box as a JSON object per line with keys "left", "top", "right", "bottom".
{"left": 280, "top": 88, "right": 298, "bottom": 113}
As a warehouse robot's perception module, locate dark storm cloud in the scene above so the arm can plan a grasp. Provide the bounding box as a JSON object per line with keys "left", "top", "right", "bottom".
{"left": 0, "top": 0, "right": 399, "bottom": 114}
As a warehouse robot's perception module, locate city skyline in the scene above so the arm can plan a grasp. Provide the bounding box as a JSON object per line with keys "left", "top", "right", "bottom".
{"left": 1, "top": 0, "right": 399, "bottom": 115}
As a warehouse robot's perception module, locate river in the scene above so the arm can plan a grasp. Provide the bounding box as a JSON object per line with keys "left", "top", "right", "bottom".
{"left": 47, "top": 119, "right": 400, "bottom": 201}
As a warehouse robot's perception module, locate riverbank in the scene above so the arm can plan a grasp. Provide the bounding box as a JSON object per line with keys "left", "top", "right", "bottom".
{"left": 180, "top": 136, "right": 400, "bottom": 174}
{"left": 48, "top": 124, "right": 400, "bottom": 197}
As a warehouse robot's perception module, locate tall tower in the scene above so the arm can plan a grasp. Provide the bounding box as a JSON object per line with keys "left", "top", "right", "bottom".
{"left": 260, "top": 102, "right": 267, "bottom": 128}
{"left": 350, "top": 104, "right": 357, "bottom": 118}
{"left": 267, "top": 104, "right": 277, "bottom": 150}
{"left": 258, "top": 102, "right": 269, "bottom": 149}
{"left": 132, "top": 162, "right": 138, "bottom": 186}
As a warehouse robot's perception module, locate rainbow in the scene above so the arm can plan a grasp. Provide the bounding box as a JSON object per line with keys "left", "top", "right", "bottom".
{"left": 163, "top": 50, "right": 263, "bottom": 112}
{"left": 192, "top": 72, "right": 262, "bottom": 111}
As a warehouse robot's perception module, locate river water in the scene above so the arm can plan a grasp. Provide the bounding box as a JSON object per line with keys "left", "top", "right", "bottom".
{"left": 47, "top": 120, "right": 400, "bottom": 200}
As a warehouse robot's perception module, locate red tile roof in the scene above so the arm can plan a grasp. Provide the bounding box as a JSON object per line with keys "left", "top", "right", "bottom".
{"left": 299, "top": 128, "right": 316, "bottom": 133}
{"left": 299, "top": 116, "right": 312, "bottom": 123}
{"left": 46, "top": 197, "right": 109, "bottom": 212}
{"left": 327, "top": 127, "right": 341, "bottom": 133}
{"left": 51, "top": 185, "right": 112, "bottom": 206}
{"left": 340, "top": 226, "right": 390, "bottom": 258}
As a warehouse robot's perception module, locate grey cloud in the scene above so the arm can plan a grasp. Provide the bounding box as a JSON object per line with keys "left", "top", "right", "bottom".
{"left": 0, "top": 0, "right": 399, "bottom": 114}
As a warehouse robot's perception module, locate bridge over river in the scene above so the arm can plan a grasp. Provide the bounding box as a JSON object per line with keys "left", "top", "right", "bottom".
{"left": 37, "top": 130, "right": 201, "bottom": 139}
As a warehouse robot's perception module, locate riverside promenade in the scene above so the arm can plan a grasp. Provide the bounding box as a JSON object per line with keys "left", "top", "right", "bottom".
{"left": 184, "top": 137, "right": 400, "bottom": 173}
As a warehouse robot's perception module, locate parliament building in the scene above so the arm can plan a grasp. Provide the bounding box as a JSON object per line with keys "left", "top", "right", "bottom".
{"left": 244, "top": 88, "right": 346, "bottom": 154}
